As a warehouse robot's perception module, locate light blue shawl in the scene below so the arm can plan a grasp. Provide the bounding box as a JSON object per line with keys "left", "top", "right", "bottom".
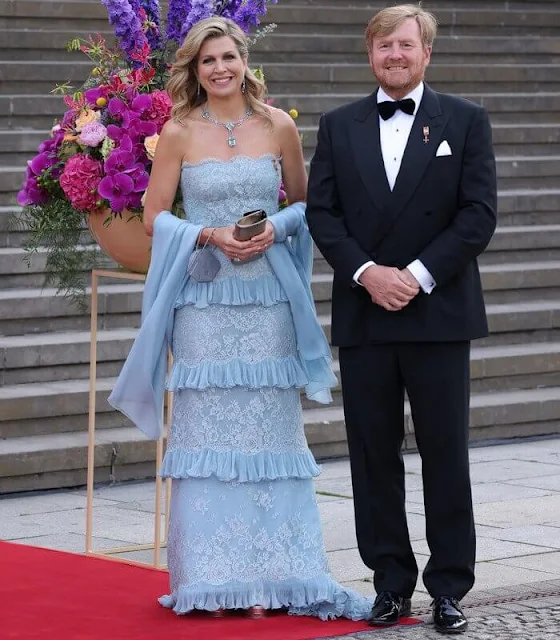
{"left": 108, "top": 203, "right": 336, "bottom": 440}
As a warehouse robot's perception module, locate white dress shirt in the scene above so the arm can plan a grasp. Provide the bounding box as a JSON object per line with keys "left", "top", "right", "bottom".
{"left": 353, "top": 82, "right": 436, "bottom": 294}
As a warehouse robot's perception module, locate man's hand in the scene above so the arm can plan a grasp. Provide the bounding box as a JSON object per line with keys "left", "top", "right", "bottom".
{"left": 399, "top": 267, "right": 420, "bottom": 290}
{"left": 359, "top": 265, "right": 420, "bottom": 311}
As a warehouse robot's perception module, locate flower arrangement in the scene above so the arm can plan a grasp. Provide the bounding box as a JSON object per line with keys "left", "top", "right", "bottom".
{"left": 15, "top": 0, "right": 284, "bottom": 306}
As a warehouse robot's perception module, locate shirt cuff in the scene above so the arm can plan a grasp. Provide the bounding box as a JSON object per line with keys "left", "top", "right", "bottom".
{"left": 407, "top": 259, "right": 436, "bottom": 294}
{"left": 353, "top": 261, "right": 376, "bottom": 286}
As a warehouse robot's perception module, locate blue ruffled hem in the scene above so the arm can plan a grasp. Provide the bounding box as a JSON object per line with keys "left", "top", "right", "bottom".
{"left": 160, "top": 448, "right": 320, "bottom": 482}
{"left": 158, "top": 575, "right": 373, "bottom": 621}
{"left": 175, "top": 274, "right": 288, "bottom": 309}
{"left": 166, "top": 356, "right": 308, "bottom": 391}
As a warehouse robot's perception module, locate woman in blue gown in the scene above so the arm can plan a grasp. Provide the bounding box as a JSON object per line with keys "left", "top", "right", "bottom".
{"left": 118, "top": 16, "right": 372, "bottom": 621}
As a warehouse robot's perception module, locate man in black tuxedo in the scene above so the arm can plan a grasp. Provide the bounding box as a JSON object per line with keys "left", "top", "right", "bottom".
{"left": 306, "top": 4, "right": 497, "bottom": 634}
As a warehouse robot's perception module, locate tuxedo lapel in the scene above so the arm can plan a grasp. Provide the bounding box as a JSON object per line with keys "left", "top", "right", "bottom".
{"left": 349, "top": 92, "right": 391, "bottom": 213}
{"left": 389, "top": 85, "right": 449, "bottom": 220}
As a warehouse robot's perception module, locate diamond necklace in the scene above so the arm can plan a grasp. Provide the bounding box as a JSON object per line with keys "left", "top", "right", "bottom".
{"left": 200, "top": 103, "right": 253, "bottom": 148}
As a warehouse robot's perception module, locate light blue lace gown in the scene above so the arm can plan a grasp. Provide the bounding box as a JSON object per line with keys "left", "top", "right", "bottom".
{"left": 158, "top": 155, "right": 372, "bottom": 620}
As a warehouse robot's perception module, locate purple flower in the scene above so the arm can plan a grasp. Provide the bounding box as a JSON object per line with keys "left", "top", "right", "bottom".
{"left": 106, "top": 124, "right": 125, "bottom": 143}
{"left": 29, "top": 152, "right": 56, "bottom": 176}
{"left": 101, "top": 0, "right": 150, "bottom": 67}
{"left": 180, "top": 0, "right": 213, "bottom": 41}
{"left": 17, "top": 166, "right": 48, "bottom": 206}
{"left": 85, "top": 87, "right": 109, "bottom": 107}
{"left": 99, "top": 140, "right": 150, "bottom": 211}
{"left": 38, "top": 129, "right": 64, "bottom": 154}
{"left": 98, "top": 173, "right": 135, "bottom": 212}
{"left": 108, "top": 97, "right": 128, "bottom": 120}
{"left": 218, "top": 0, "right": 243, "bottom": 19}
{"left": 62, "top": 109, "right": 78, "bottom": 130}
{"left": 141, "top": 0, "right": 163, "bottom": 51}
{"left": 105, "top": 149, "right": 136, "bottom": 175}
{"left": 132, "top": 93, "right": 152, "bottom": 112}
{"left": 127, "top": 118, "right": 157, "bottom": 142}
{"left": 231, "top": 0, "right": 278, "bottom": 32}
{"left": 166, "top": 0, "right": 192, "bottom": 43}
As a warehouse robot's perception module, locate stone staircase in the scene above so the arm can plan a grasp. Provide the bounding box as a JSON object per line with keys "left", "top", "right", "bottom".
{"left": 1, "top": 0, "right": 560, "bottom": 493}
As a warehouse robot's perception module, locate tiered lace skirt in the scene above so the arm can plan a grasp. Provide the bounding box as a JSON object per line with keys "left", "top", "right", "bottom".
{"left": 159, "top": 263, "right": 372, "bottom": 620}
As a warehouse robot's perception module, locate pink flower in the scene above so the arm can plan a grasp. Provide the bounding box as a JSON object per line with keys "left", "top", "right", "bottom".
{"left": 147, "top": 90, "right": 172, "bottom": 131}
{"left": 59, "top": 154, "right": 103, "bottom": 211}
{"left": 78, "top": 121, "right": 108, "bottom": 147}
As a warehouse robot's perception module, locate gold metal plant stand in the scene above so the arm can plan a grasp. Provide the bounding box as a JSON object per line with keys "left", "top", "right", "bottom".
{"left": 85, "top": 269, "right": 171, "bottom": 568}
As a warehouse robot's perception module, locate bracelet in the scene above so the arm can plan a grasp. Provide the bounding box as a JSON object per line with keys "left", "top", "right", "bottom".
{"left": 198, "top": 227, "right": 216, "bottom": 248}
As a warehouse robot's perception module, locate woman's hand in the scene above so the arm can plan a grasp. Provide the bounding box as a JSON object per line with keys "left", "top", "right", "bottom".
{"left": 211, "top": 226, "right": 258, "bottom": 261}
{"left": 249, "top": 221, "right": 275, "bottom": 256}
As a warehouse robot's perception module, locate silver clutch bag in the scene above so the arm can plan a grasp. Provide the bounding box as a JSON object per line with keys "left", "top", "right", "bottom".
{"left": 187, "top": 231, "right": 221, "bottom": 282}
{"left": 232, "top": 209, "right": 267, "bottom": 264}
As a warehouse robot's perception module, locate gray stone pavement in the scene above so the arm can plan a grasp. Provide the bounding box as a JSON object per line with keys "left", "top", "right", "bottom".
{"left": 1, "top": 436, "right": 560, "bottom": 638}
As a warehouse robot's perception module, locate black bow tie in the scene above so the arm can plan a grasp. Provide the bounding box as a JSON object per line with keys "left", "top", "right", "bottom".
{"left": 377, "top": 98, "right": 416, "bottom": 120}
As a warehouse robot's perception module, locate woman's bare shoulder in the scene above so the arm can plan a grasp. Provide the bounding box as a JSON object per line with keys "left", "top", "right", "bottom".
{"left": 161, "top": 117, "right": 191, "bottom": 139}
{"left": 268, "top": 104, "right": 295, "bottom": 130}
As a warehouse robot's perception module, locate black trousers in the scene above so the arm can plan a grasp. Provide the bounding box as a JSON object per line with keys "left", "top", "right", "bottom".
{"left": 339, "top": 342, "right": 475, "bottom": 600}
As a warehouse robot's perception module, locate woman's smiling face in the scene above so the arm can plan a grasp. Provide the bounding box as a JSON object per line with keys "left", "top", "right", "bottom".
{"left": 197, "top": 36, "right": 247, "bottom": 99}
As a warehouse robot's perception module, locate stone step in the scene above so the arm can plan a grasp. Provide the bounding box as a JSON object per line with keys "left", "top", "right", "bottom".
{"left": 4, "top": 61, "right": 560, "bottom": 95}
{"left": 0, "top": 205, "right": 95, "bottom": 249}
{"left": 2, "top": 383, "right": 559, "bottom": 493}
{"left": 2, "top": 313, "right": 560, "bottom": 392}
{"left": 317, "top": 299, "right": 560, "bottom": 347}
{"left": 482, "top": 261, "right": 560, "bottom": 303}
{"left": 297, "top": 122, "right": 560, "bottom": 158}
{"left": 5, "top": 164, "right": 560, "bottom": 210}
{"left": 269, "top": 8, "right": 560, "bottom": 38}
{"left": 1, "top": 270, "right": 560, "bottom": 341}
{"left": 7, "top": 121, "right": 560, "bottom": 165}
{"left": 2, "top": 91, "right": 560, "bottom": 132}
{"left": 0, "top": 327, "right": 135, "bottom": 386}
{"left": 274, "top": 93, "right": 560, "bottom": 127}
{"left": 300, "top": 122, "right": 560, "bottom": 161}
{"left": 0, "top": 282, "right": 144, "bottom": 335}
{"left": 3, "top": 159, "right": 558, "bottom": 207}
{"left": 5, "top": 30, "right": 560, "bottom": 63}
{"left": 498, "top": 188, "right": 560, "bottom": 226}
{"left": 0, "top": 29, "right": 114, "bottom": 62}
{"left": 309, "top": 225, "right": 560, "bottom": 270}
{"left": 4, "top": 223, "right": 560, "bottom": 289}
{"left": 0, "top": 94, "right": 64, "bottom": 130}
{"left": 495, "top": 155, "right": 560, "bottom": 190}
{"left": 310, "top": 262, "right": 560, "bottom": 310}
{"left": 260, "top": 36, "right": 560, "bottom": 65}
{"left": 4, "top": 1, "right": 560, "bottom": 35}
{"left": 0, "top": 372, "right": 344, "bottom": 439}
{"left": 482, "top": 224, "right": 560, "bottom": 264}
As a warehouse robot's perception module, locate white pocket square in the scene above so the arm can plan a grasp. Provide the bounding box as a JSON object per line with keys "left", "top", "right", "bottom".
{"left": 436, "top": 140, "right": 452, "bottom": 157}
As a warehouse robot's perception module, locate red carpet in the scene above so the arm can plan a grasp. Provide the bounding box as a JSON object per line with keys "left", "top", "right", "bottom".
{"left": 1, "top": 541, "right": 421, "bottom": 639}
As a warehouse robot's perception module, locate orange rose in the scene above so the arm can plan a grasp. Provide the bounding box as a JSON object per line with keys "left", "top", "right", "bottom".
{"left": 75, "top": 108, "right": 101, "bottom": 132}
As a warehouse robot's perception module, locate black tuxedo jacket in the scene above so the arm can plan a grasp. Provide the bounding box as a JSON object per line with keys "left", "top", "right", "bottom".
{"left": 306, "top": 84, "right": 498, "bottom": 347}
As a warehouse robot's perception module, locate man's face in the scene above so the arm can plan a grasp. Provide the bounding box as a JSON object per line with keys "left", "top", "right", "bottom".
{"left": 367, "top": 18, "right": 431, "bottom": 100}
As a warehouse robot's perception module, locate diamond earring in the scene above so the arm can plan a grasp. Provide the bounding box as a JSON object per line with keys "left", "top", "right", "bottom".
{"left": 241, "top": 77, "right": 246, "bottom": 94}
{"left": 196, "top": 80, "right": 201, "bottom": 98}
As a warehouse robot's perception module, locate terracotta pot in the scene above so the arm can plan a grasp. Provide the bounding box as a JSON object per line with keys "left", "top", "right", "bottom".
{"left": 87, "top": 209, "right": 151, "bottom": 273}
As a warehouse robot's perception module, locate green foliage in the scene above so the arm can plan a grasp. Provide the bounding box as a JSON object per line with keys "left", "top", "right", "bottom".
{"left": 10, "top": 202, "right": 107, "bottom": 310}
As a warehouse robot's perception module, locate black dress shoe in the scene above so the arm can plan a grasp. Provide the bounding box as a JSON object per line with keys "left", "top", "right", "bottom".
{"left": 432, "top": 596, "right": 468, "bottom": 634}
{"left": 369, "top": 591, "right": 412, "bottom": 626}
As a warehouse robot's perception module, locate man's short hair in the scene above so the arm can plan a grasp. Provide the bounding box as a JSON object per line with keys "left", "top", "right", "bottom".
{"left": 365, "top": 4, "right": 438, "bottom": 49}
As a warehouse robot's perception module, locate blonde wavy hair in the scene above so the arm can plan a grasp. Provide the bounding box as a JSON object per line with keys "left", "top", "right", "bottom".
{"left": 167, "top": 16, "right": 271, "bottom": 126}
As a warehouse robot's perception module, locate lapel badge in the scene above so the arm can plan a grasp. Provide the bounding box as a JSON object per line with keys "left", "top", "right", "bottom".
{"left": 423, "top": 126, "right": 430, "bottom": 144}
